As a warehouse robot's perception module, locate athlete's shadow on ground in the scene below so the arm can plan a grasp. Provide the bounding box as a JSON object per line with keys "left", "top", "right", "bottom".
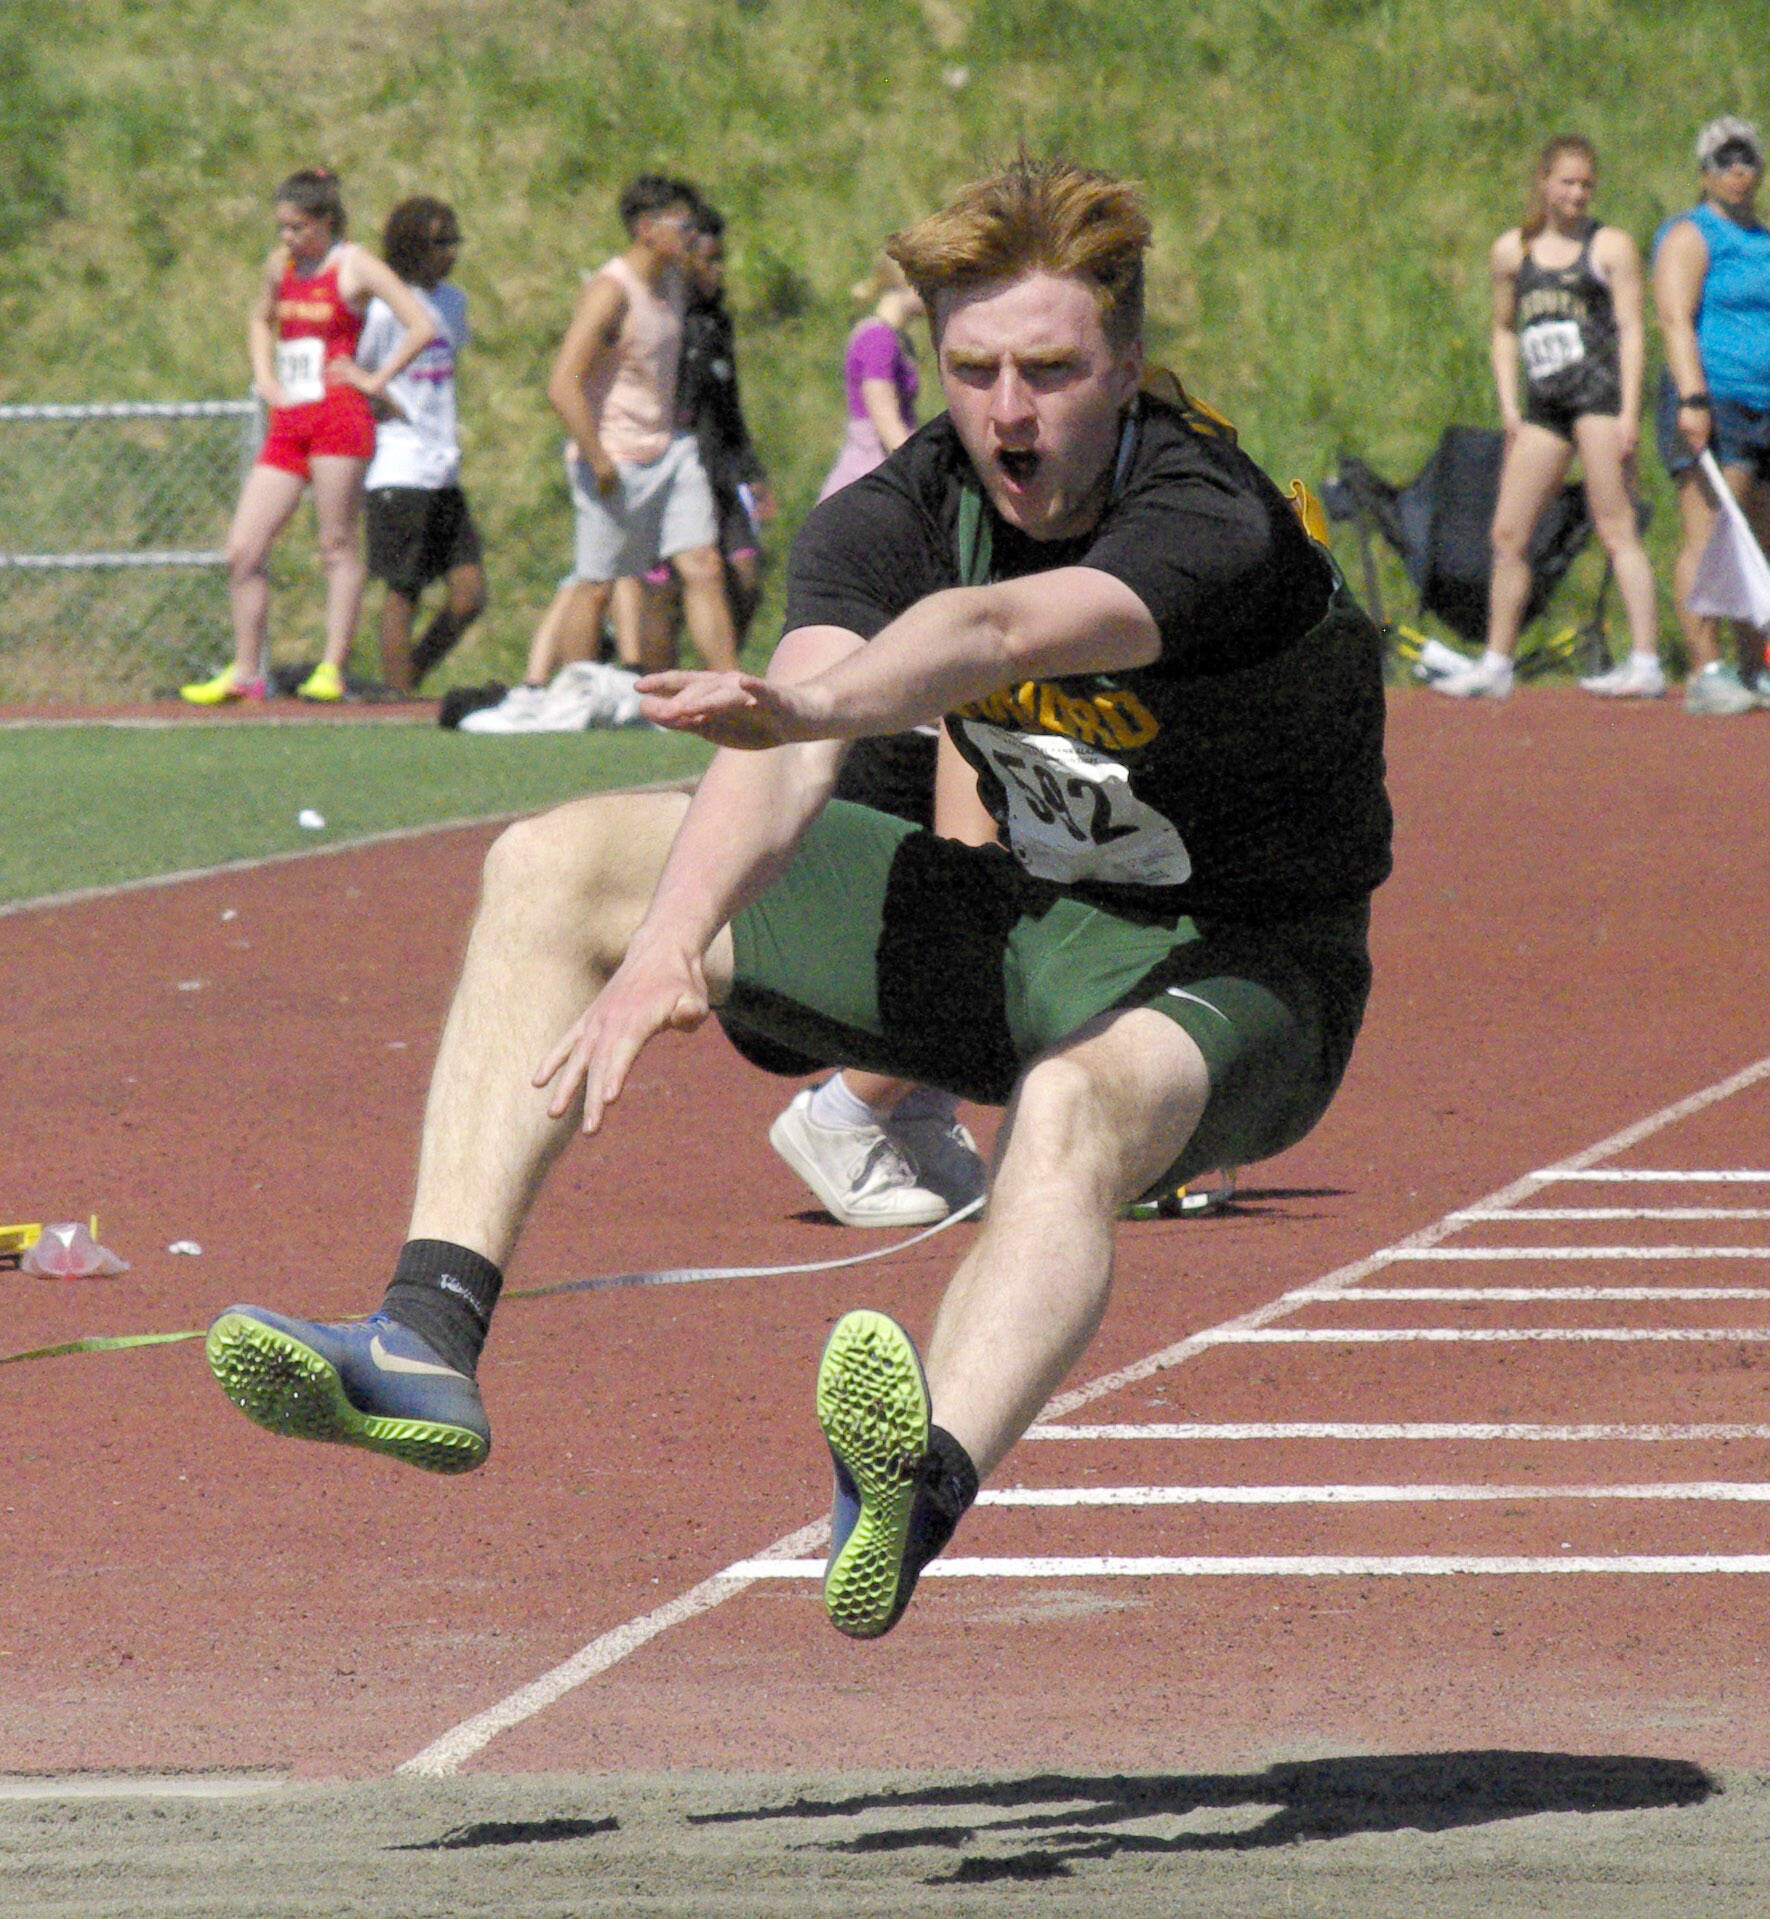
{"left": 689, "top": 1752, "right": 1714, "bottom": 1884}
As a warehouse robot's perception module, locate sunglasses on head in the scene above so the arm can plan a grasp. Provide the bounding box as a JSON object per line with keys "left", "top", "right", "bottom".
{"left": 1709, "top": 140, "right": 1762, "bottom": 172}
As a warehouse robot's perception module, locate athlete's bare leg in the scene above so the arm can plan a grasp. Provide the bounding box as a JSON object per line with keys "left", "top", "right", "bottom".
{"left": 1572, "top": 414, "right": 1658, "bottom": 656}
{"left": 224, "top": 465, "right": 307, "bottom": 679}
{"left": 533, "top": 579, "right": 615, "bottom": 676}
{"left": 1485, "top": 423, "right": 1574, "bottom": 660}
{"left": 406, "top": 789, "right": 731, "bottom": 1266}
{"left": 672, "top": 543, "right": 740, "bottom": 672}
{"left": 610, "top": 576, "right": 650, "bottom": 669}
{"left": 378, "top": 587, "right": 421, "bottom": 695}
{"left": 840, "top": 1070, "right": 916, "bottom": 1110}
{"left": 310, "top": 455, "right": 369, "bottom": 671}
{"left": 924, "top": 1008, "right": 1210, "bottom": 1478}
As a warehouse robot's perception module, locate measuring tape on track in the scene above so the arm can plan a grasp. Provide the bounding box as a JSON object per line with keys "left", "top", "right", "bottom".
{"left": 2, "top": 1180, "right": 1235, "bottom": 1370}
{"left": 0, "top": 1200, "right": 985, "bottom": 1369}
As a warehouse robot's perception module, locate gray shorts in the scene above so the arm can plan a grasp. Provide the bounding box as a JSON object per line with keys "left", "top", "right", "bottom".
{"left": 570, "top": 433, "right": 718, "bottom": 583}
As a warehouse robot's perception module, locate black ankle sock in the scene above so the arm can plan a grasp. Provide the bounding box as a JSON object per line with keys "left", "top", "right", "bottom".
{"left": 907, "top": 1424, "right": 980, "bottom": 1575}
{"left": 380, "top": 1239, "right": 503, "bottom": 1378}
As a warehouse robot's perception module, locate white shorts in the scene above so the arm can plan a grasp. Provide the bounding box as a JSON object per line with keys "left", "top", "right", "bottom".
{"left": 570, "top": 433, "right": 718, "bottom": 583}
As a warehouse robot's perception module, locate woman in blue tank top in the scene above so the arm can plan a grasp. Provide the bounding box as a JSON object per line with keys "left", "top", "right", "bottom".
{"left": 1654, "top": 116, "right": 1770, "bottom": 715}
{"left": 1430, "top": 136, "right": 1660, "bottom": 701}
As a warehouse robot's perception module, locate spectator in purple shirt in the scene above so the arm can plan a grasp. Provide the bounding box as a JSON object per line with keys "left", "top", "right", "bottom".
{"left": 818, "top": 256, "right": 924, "bottom": 499}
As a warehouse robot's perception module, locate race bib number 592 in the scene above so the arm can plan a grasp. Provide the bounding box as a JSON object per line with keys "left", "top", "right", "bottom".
{"left": 966, "top": 723, "right": 1191, "bottom": 888}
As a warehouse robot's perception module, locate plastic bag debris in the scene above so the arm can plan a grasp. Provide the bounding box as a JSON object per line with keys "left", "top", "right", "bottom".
{"left": 20, "top": 1221, "right": 131, "bottom": 1278}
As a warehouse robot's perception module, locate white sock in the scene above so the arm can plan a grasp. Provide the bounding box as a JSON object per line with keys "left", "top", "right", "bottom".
{"left": 809, "top": 1074, "right": 885, "bottom": 1130}
{"left": 1481, "top": 650, "right": 1513, "bottom": 676}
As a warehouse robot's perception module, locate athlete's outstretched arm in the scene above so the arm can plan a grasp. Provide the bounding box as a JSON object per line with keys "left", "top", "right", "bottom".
{"left": 640, "top": 565, "right": 1160, "bottom": 751}
{"left": 532, "top": 624, "right": 863, "bottom": 1132}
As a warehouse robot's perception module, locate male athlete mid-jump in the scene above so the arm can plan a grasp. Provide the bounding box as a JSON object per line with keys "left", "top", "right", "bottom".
{"left": 209, "top": 159, "right": 1392, "bottom": 1640}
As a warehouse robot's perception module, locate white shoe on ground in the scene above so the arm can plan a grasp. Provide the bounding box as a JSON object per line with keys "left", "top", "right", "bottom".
{"left": 769, "top": 1087, "right": 951, "bottom": 1228}
{"left": 1428, "top": 657, "right": 1513, "bottom": 700}
{"left": 1579, "top": 655, "right": 1667, "bottom": 699}
{"left": 1684, "top": 662, "right": 1761, "bottom": 716}
{"left": 538, "top": 661, "right": 644, "bottom": 729}
{"left": 1410, "top": 637, "right": 1474, "bottom": 683}
{"left": 458, "top": 682, "right": 550, "bottom": 733}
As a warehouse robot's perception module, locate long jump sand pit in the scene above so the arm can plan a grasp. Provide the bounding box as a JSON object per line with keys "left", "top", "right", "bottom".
{"left": 5, "top": 1761, "right": 1767, "bottom": 1917}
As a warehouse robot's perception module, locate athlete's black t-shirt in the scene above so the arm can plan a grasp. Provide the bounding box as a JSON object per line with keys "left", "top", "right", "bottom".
{"left": 784, "top": 398, "right": 1392, "bottom": 922}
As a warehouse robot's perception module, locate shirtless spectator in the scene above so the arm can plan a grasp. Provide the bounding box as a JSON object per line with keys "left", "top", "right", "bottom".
{"left": 468, "top": 176, "right": 737, "bottom": 732}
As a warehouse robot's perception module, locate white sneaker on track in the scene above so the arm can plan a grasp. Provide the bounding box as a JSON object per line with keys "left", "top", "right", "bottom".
{"left": 458, "top": 683, "right": 551, "bottom": 733}
{"left": 1580, "top": 655, "right": 1666, "bottom": 699}
{"left": 1428, "top": 657, "right": 1513, "bottom": 700}
{"left": 769, "top": 1088, "right": 952, "bottom": 1228}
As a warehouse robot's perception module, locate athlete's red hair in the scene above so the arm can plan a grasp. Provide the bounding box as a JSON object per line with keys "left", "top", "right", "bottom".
{"left": 887, "top": 158, "right": 1152, "bottom": 347}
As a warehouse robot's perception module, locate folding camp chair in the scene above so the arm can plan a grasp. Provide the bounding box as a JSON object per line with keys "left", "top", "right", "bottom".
{"left": 1323, "top": 425, "right": 1629, "bottom": 680}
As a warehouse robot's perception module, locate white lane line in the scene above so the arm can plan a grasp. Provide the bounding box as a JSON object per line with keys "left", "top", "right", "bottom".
{"left": 1454, "top": 1207, "right": 1770, "bottom": 1221}
{"left": 395, "top": 1050, "right": 1770, "bottom": 1772}
{"left": 1348, "top": 1287, "right": 1770, "bottom": 1301}
{"left": 0, "top": 812, "right": 526, "bottom": 920}
{"left": 1390, "top": 1246, "right": 1770, "bottom": 1260}
{"left": 396, "top": 1518, "right": 828, "bottom": 1779}
{"left": 0, "top": 777, "right": 699, "bottom": 919}
{"left": 979, "top": 1482, "right": 1770, "bottom": 1506}
{"left": 1538, "top": 1170, "right": 1770, "bottom": 1183}
{"left": 1037, "top": 1053, "right": 1770, "bottom": 1421}
{"left": 729, "top": 1555, "right": 1770, "bottom": 1579}
{"left": 1026, "top": 1422, "right": 1770, "bottom": 1442}
{"left": 1204, "top": 1327, "right": 1770, "bottom": 1344}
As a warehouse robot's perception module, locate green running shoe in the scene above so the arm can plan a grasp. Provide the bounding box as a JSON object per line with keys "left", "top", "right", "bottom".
{"left": 206, "top": 1306, "right": 490, "bottom": 1474}
{"left": 816, "top": 1309, "right": 936, "bottom": 1639}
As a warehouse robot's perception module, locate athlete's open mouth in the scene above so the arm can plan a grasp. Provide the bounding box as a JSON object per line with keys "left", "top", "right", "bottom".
{"left": 996, "top": 448, "right": 1040, "bottom": 487}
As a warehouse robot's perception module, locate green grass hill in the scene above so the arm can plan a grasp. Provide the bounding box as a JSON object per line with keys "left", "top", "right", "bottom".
{"left": 3, "top": 0, "right": 1767, "bottom": 695}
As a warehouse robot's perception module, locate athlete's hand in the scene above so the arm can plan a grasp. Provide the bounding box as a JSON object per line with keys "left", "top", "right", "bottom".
{"left": 1678, "top": 403, "right": 1711, "bottom": 458}
{"left": 255, "top": 376, "right": 288, "bottom": 410}
{"left": 532, "top": 932, "right": 713, "bottom": 1135}
{"left": 326, "top": 357, "right": 384, "bottom": 397}
{"left": 636, "top": 670, "right": 826, "bottom": 750}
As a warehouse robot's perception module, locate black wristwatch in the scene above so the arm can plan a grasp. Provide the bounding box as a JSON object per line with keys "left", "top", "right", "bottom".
{"left": 1679, "top": 392, "right": 1712, "bottom": 410}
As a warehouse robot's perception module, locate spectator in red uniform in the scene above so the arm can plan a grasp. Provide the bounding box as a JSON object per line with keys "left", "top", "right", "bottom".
{"left": 182, "top": 169, "right": 435, "bottom": 705}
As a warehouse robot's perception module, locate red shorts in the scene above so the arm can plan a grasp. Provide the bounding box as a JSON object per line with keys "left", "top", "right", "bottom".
{"left": 258, "top": 388, "right": 375, "bottom": 479}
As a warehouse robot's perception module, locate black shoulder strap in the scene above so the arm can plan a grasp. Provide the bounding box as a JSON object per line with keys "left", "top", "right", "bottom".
{"left": 956, "top": 482, "right": 992, "bottom": 588}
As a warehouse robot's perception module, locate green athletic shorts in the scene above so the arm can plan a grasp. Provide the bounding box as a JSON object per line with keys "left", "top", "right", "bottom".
{"left": 720, "top": 800, "right": 1372, "bottom": 1185}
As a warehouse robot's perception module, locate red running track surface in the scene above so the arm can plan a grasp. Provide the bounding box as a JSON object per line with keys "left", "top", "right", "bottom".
{"left": 4, "top": 687, "right": 1769, "bottom": 1779}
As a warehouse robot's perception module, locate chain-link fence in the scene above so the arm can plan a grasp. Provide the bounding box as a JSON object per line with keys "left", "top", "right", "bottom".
{"left": 0, "top": 401, "right": 259, "bottom": 700}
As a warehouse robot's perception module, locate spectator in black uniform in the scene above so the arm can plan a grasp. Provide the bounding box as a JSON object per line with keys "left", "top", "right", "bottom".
{"left": 1432, "top": 135, "right": 1661, "bottom": 700}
